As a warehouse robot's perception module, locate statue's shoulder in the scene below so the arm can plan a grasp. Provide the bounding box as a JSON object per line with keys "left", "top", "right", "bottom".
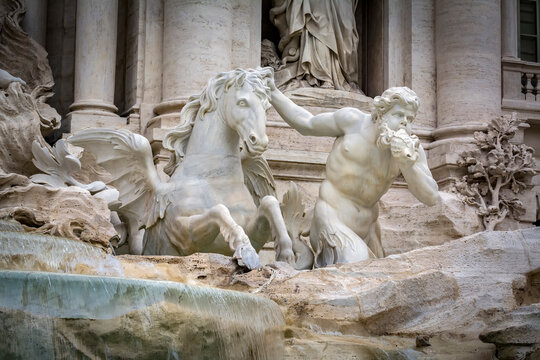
{"left": 334, "top": 107, "right": 370, "bottom": 132}
{"left": 335, "top": 107, "right": 373, "bottom": 135}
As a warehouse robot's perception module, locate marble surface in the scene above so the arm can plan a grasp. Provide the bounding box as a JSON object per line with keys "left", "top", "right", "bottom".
{"left": 269, "top": 84, "right": 439, "bottom": 267}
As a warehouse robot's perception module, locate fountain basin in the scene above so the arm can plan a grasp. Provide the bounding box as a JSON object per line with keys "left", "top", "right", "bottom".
{"left": 0, "top": 270, "right": 285, "bottom": 359}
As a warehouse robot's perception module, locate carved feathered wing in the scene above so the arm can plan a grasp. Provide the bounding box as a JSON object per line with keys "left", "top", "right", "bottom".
{"left": 241, "top": 154, "right": 276, "bottom": 206}
{"left": 69, "top": 129, "right": 168, "bottom": 230}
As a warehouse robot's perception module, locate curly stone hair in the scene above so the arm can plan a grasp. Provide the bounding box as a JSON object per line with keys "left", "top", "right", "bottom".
{"left": 371, "top": 86, "right": 420, "bottom": 124}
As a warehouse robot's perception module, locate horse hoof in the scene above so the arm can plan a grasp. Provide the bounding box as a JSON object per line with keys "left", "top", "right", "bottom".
{"left": 277, "top": 248, "right": 295, "bottom": 265}
{"left": 233, "top": 245, "right": 261, "bottom": 271}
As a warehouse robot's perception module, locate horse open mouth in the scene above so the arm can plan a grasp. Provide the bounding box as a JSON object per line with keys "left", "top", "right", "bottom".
{"left": 243, "top": 140, "right": 265, "bottom": 156}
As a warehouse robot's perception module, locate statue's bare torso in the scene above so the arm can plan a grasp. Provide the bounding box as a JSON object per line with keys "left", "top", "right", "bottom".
{"left": 322, "top": 126, "right": 400, "bottom": 238}
{"left": 269, "top": 83, "right": 440, "bottom": 268}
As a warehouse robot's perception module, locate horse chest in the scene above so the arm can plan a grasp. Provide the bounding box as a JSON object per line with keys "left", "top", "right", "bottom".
{"left": 166, "top": 180, "right": 255, "bottom": 219}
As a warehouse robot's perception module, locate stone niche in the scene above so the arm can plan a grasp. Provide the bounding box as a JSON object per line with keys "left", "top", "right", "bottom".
{"left": 259, "top": 0, "right": 388, "bottom": 194}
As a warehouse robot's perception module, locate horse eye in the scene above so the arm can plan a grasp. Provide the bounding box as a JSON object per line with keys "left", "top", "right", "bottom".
{"left": 237, "top": 99, "right": 248, "bottom": 107}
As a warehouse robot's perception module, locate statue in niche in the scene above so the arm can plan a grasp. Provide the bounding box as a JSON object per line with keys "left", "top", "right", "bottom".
{"left": 269, "top": 80, "right": 440, "bottom": 268}
{"left": 267, "top": 0, "right": 360, "bottom": 92}
{"left": 69, "top": 68, "right": 294, "bottom": 270}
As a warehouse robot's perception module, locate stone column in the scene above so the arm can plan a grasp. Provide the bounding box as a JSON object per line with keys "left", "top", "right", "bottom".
{"left": 155, "top": 0, "right": 233, "bottom": 117}
{"left": 22, "top": 0, "right": 48, "bottom": 48}
{"left": 148, "top": 0, "right": 236, "bottom": 170}
{"left": 502, "top": 0, "right": 518, "bottom": 59}
{"left": 231, "top": 0, "right": 262, "bottom": 69}
{"left": 430, "top": 0, "right": 501, "bottom": 186}
{"left": 69, "top": 0, "right": 122, "bottom": 133}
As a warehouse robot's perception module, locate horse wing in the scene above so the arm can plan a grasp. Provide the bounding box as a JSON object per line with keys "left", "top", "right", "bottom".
{"left": 69, "top": 129, "right": 168, "bottom": 230}
{"left": 241, "top": 154, "right": 277, "bottom": 206}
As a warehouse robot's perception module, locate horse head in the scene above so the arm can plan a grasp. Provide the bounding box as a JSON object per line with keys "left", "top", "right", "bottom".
{"left": 162, "top": 68, "right": 274, "bottom": 175}
{"left": 216, "top": 68, "right": 272, "bottom": 156}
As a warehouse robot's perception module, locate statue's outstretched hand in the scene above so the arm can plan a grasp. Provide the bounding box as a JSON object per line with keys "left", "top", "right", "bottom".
{"left": 266, "top": 75, "right": 277, "bottom": 92}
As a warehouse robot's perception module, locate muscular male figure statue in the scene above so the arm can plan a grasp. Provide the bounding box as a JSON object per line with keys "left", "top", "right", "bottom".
{"left": 269, "top": 81, "right": 440, "bottom": 268}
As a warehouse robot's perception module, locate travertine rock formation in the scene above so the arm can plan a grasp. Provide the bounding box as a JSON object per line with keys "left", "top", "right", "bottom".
{"left": 0, "top": 176, "right": 117, "bottom": 250}
{"left": 0, "top": 0, "right": 59, "bottom": 136}
{"left": 2, "top": 219, "right": 537, "bottom": 358}
{"left": 0, "top": 222, "right": 123, "bottom": 275}
{"left": 379, "top": 189, "right": 483, "bottom": 255}
{"left": 6, "top": 226, "right": 536, "bottom": 341}
{"left": 480, "top": 304, "right": 540, "bottom": 360}
{"left": 118, "top": 229, "right": 539, "bottom": 339}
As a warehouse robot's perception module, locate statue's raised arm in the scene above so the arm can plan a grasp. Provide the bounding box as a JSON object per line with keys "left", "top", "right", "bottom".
{"left": 272, "top": 84, "right": 440, "bottom": 269}
{"left": 268, "top": 76, "right": 368, "bottom": 137}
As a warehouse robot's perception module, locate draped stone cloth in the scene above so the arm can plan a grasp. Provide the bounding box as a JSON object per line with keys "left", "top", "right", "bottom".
{"left": 271, "top": 0, "right": 359, "bottom": 91}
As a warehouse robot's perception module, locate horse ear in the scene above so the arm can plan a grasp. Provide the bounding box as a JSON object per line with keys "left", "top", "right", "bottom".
{"left": 259, "top": 66, "right": 274, "bottom": 79}
{"left": 236, "top": 72, "right": 247, "bottom": 88}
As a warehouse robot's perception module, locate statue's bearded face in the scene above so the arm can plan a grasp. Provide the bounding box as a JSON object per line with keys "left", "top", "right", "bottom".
{"left": 380, "top": 103, "right": 415, "bottom": 134}
{"left": 377, "top": 103, "right": 419, "bottom": 161}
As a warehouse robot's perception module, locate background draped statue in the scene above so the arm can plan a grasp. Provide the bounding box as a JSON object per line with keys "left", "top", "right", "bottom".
{"left": 270, "top": 81, "right": 440, "bottom": 268}
{"left": 269, "top": 0, "right": 360, "bottom": 92}
{"left": 70, "top": 68, "right": 294, "bottom": 270}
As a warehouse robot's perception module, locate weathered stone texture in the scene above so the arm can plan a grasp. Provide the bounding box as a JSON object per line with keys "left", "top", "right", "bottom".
{"left": 379, "top": 189, "right": 483, "bottom": 255}
{"left": 116, "top": 229, "right": 539, "bottom": 339}
{"left": 480, "top": 304, "right": 540, "bottom": 360}
{"left": 0, "top": 181, "right": 117, "bottom": 250}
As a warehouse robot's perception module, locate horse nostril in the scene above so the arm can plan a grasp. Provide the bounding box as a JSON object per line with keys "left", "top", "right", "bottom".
{"left": 249, "top": 134, "right": 257, "bottom": 144}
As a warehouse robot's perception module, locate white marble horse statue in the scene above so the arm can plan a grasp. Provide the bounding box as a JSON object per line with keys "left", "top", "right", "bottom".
{"left": 69, "top": 68, "right": 294, "bottom": 270}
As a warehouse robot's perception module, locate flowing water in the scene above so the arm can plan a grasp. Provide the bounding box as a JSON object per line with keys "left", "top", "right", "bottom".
{"left": 0, "top": 230, "right": 124, "bottom": 276}
{"left": 1, "top": 222, "right": 486, "bottom": 359}
{"left": 0, "top": 223, "right": 285, "bottom": 359}
{"left": 0, "top": 270, "right": 285, "bottom": 359}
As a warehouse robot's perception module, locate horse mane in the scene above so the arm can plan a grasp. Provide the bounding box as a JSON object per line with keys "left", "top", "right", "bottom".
{"left": 162, "top": 67, "right": 273, "bottom": 176}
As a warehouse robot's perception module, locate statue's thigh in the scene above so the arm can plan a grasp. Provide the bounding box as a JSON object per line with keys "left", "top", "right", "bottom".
{"left": 309, "top": 200, "right": 340, "bottom": 250}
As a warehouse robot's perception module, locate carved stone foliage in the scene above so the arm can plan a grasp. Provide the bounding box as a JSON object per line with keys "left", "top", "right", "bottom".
{"left": 456, "top": 113, "right": 536, "bottom": 231}
{"left": 31, "top": 139, "right": 107, "bottom": 193}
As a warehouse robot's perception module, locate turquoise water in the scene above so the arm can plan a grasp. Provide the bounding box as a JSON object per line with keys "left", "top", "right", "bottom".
{"left": 0, "top": 225, "right": 285, "bottom": 359}
{"left": 0, "top": 270, "right": 285, "bottom": 359}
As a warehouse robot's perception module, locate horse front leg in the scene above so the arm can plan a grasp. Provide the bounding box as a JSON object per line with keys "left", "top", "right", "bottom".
{"left": 173, "top": 204, "right": 261, "bottom": 270}
{"left": 247, "top": 196, "right": 294, "bottom": 265}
